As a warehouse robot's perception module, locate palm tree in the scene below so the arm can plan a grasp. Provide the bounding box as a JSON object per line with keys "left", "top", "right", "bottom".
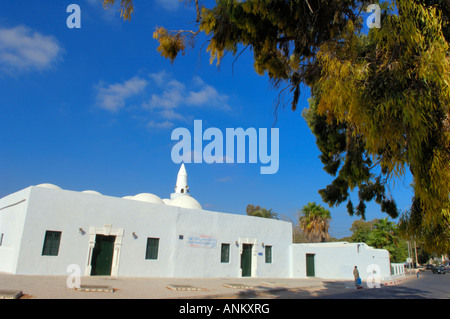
{"left": 299, "top": 202, "right": 332, "bottom": 243}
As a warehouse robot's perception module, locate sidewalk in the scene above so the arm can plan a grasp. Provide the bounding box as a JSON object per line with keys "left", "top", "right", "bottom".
{"left": 0, "top": 272, "right": 419, "bottom": 299}
{"left": 0, "top": 272, "right": 325, "bottom": 299}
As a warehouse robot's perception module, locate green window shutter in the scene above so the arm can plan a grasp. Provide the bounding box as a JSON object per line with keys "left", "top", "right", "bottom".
{"left": 42, "top": 231, "right": 62, "bottom": 256}
{"left": 221, "top": 243, "right": 230, "bottom": 263}
{"left": 145, "top": 238, "right": 159, "bottom": 260}
{"left": 265, "top": 245, "right": 272, "bottom": 263}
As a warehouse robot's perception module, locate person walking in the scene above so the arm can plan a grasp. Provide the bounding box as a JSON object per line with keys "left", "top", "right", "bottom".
{"left": 353, "top": 266, "right": 360, "bottom": 287}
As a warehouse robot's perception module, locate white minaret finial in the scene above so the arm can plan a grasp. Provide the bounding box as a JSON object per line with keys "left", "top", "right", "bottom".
{"left": 171, "top": 164, "right": 190, "bottom": 199}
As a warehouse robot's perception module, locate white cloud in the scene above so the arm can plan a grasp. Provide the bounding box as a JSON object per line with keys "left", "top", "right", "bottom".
{"left": 85, "top": 0, "right": 121, "bottom": 22}
{"left": 155, "top": 0, "right": 180, "bottom": 11}
{"left": 157, "top": 109, "right": 186, "bottom": 121}
{"left": 0, "top": 25, "right": 62, "bottom": 73}
{"left": 95, "top": 71, "right": 232, "bottom": 129}
{"left": 147, "top": 120, "right": 175, "bottom": 129}
{"left": 146, "top": 71, "right": 231, "bottom": 112}
{"left": 186, "top": 85, "right": 231, "bottom": 110}
{"left": 144, "top": 79, "right": 185, "bottom": 110}
{"left": 149, "top": 70, "right": 170, "bottom": 86}
{"left": 96, "top": 76, "right": 148, "bottom": 112}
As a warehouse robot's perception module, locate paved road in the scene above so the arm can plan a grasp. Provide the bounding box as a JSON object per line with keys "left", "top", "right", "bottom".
{"left": 256, "top": 270, "right": 449, "bottom": 299}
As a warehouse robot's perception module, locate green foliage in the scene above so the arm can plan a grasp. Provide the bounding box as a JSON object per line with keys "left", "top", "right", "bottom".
{"left": 151, "top": 0, "right": 375, "bottom": 109}
{"left": 398, "top": 197, "right": 450, "bottom": 254}
{"left": 303, "top": 99, "right": 399, "bottom": 220}
{"left": 246, "top": 204, "right": 278, "bottom": 219}
{"left": 299, "top": 202, "right": 332, "bottom": 242}
{"left": 350, "top": 218, "right": 408, "bottom": 263}
{"left": 350, "top": 219, "right": 377, "bottom": 243}
{"left": 153, "top": 27, "right": 188, "bottom": 63}
{"left": 304, "top": 0, "right": 450, "bottom": 252}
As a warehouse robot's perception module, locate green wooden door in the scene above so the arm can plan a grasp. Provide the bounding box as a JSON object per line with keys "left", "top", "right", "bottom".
{"left": 241, "top": 244, "right": 253, "bottom": 277}
{"left": 306, "top": 254, "right": 315, "bottom": 277}
{"left": 91, "top": 235, "right": 116, "bottom": 276}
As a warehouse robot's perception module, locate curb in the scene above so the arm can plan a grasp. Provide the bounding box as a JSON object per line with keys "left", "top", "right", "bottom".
{"left": 382, "top": 275, "right": 416, "bottom": 286}
{"left": 0, "top": 290, "right": 23, "bottom": 299}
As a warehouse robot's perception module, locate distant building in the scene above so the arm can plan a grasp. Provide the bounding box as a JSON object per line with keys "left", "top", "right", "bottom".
{"left": 0, "top": 164, "right": 392, "bottom": 281}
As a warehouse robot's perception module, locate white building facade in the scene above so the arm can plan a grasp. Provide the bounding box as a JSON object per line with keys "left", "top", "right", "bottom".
{"left": 0, "top": 165, "right": 392, "bottom": 281}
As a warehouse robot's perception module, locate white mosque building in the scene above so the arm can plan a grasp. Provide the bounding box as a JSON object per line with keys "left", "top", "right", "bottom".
{"left": 0, "top": 165, "right": 397, "bottom": 281}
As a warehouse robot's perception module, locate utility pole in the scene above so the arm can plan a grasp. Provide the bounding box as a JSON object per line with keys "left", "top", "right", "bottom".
{"left": 407, "top": 241, "right": 412, "bottom": 275}
{"left": 414, "top": 241, "right": 419, "bottom": 266}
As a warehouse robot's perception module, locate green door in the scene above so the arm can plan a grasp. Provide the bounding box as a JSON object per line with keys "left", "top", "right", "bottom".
{"left": 91, "top": 235, "right": 116, "bottom": 276}
{"left": 306, "top": 254, "right": 315, "bottom": 277}
{"left": 241, "top": 244, "right": 253, "bottom": 277}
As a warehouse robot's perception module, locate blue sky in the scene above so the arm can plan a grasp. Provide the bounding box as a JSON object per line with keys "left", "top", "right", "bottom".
{"left": 0, "top": 0, "right": 413, "bottom": 238}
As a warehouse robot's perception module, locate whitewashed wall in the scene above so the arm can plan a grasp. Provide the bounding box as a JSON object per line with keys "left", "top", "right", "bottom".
{"left": 390, "top": 263, "right": 405, "bottom": 278}
{"left": 2, "top": 186, "right": 293, "bottom": 278}
{"left": 1, "top": 186, "right": 392, "bottom": 281}
{"left": 0, "top": 187, "right": 31, "bottom": 273}
{"left": 291, "top": 242, "right": 391, "bottom": 280}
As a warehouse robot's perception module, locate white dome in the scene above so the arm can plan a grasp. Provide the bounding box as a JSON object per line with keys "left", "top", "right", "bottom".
{"left": 122, "top": 196, "right": 134, "bottom": 199}
{"left": 82, "top": 190, "right": 102, "bottom": 195}
{"left": 162, "top": 198, "right": 172, "bottom": 205}
{"left": 132, "top": 193, "right": 165, "bottom": 205}
{"left": 36, "top": 183, "right": 61, "bottom": 190}
{"left": 167, "top": 195, "right": 202, "bottom": 210}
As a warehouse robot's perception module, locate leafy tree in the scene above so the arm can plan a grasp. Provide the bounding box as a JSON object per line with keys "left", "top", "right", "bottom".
{"left": 416, "top": 245, "right": 432, "bottom": 265}
{"left": 349, "top": 219, "right": 377, "bottom": 243}
{"left": 304, "top": 0, "right": 450, "bottom": 253}
{"left": 101, "top": 0, "right": 450, "bottom": 252}
{"left": 398, "top": 197, "right": 450, "bottom": 254}
{"left": 365, "top": 218, "right": 408, "bottom": 263}
{"left": 246, "top": 204, "right": 278, "bottom": 219}
{"left": 349, "top": 218, "right": 408, "bottom": 262}
{"left": 299, "top": 202, "right": 332, "bottom": 243}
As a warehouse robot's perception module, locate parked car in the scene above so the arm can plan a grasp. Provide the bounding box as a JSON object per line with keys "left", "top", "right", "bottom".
{"left": 431, "top": 266, "right": 446, "bottom": 274}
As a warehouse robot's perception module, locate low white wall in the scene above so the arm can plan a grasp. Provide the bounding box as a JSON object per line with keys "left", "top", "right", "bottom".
{"left": 390, "top": 263, "right": 405, "bottom": 278}
{"left": 291, "top": 242, "right": 391, "bottom": 280}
